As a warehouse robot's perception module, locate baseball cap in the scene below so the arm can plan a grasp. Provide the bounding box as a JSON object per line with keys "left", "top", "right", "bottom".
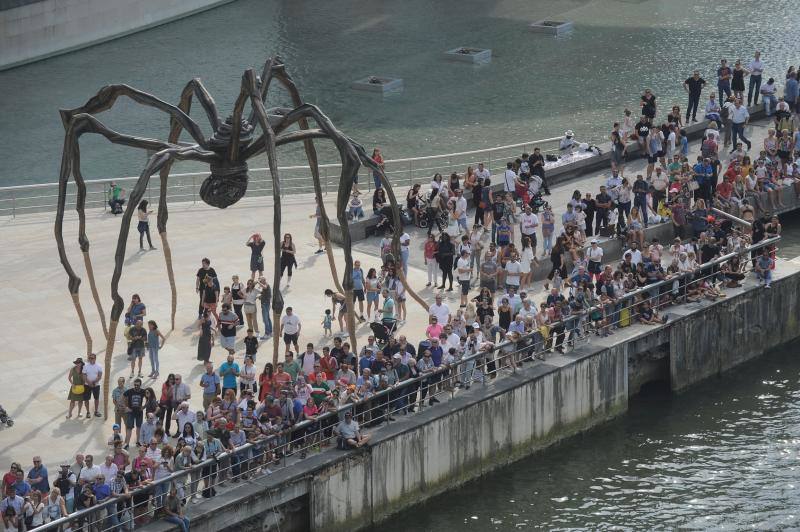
{"left": 112, "top": 423, "right": 120, "bottom": 430}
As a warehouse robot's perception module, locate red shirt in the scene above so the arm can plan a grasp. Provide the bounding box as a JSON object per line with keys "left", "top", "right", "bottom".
{"left": 320, "top": 355, "right": 338, "bottom": 381}
{"left": 717, "top": 181, "right": 733, "bottom": 199}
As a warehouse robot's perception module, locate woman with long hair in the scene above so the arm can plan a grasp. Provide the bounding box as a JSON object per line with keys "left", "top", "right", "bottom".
{"left": 371, "top": 147, "right": 385, "bottom": 190}
{"left": 243, "top": 279, "right": 260, "bottom": 335}
{"left": 136, "top": 200, "right": 156, "bottom": 251}
{"left": 258, "top": 363, "right": 275, "bottom": 402}
{"left": 159, "top": 373, "right": 177, "bottom": 434}
{"left": 436, "top": 233, "right": 455, "bottom": 291}
{"left": 280, "top": 233, "right": 297, "bottom": 286}
{"left": 365, "top": 268, "right": 381, "bottom": 320}
{"left": 407, "top": 183, "right": 421, "bottom": 225}
{"left": 519, "top": 235, "right": 536, "bottom": 289}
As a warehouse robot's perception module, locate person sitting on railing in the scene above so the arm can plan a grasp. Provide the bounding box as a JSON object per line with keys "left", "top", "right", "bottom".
{"left": 637, "top": 301, "right": 668, "bottom": 325}
{"left": 108, "top": 182, "right": 126, "bottom": 215}
{"left": 334, "top": 410, "right": 370, "bottom": 449}
{"left": 162, "top": 483, "right": 190, "bottom": 532}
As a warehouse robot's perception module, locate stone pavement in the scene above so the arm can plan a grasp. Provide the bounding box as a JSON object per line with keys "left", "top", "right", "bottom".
{"left": 0, "top": 113, "right": 777, "bottom": 474}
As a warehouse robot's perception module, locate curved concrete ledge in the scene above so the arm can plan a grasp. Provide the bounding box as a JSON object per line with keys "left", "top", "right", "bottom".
{"left": 0, "top": 0, "right": 235, "bottom": 70}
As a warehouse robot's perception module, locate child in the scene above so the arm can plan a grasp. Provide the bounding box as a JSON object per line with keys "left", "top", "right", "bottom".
{"left": 146, "top": 320, "right": 165, "bottom": 378}
{"left": 244, "top": 328, "right": 258, "bottom": 362}
{"left": 349, "top": 191, "right": 365, "bottom": 220}
{"left": 322, "top": 309, "right": 332, "bottom": 336}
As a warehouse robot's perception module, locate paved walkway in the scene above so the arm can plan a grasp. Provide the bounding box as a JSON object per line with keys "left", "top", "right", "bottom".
{"left": 0, "top": 114, "right": 777, "bottom": 473}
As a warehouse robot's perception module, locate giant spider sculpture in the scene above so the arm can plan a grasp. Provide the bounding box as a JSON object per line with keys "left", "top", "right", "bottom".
{"left": 55, "top": 56, "right": 428, "bottom": 418}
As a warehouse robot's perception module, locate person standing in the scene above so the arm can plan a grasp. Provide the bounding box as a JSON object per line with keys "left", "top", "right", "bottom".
{"left": 197, "top": 312, "right": 214, "bottom": 363}
{"left": 502, "top": 162, "right": 516, "bottom": 196}
{"left": 683, "top": 70, "right": 706, "bottom": 122}
{"left": 122, "top": 379, "right": 146, "bottom": 448}
{"left": 456, "top": 250, "right": 472, "bottom": 308}
{"left": 82, "top": 353, "right": 103, "bottom": 418}
{"left": 731, "top": 60, "right": 746, "bottom": 101}
{"left": 784, "top": 72, "right": 799, "bottom": 112}
{"left": 351, "top": 260, "right": 366, "bottom": 321}
{"left": 528, "top": 148, "right": 550, "bottom": 195}
{"left": 280, "top": 307, "right": 301, "bottom": 355}
{"left": 199, "top": 362, "right": 221, "bottom": 410}
{"left": 218, "top": 304, "right": 239, "bottom": 352}
{"left": 230, "top": 275, "right": 245, "bottom": 326}
{"left": 136, "top": 200, "right": 156, "bottom": 251}
{"left": 717, "top": 58, "right": 732, "bottom": 103}
{"left": 257, "top": 277, "right": 273, "bottom": 339}
{"left": 371, "top": 147, "right": 385, "bottom": 190}
{"left": 246, "top": 233, "right": 265, "bottom": 281}
{"left": 279, "top": 234, "right": 298, "bottom": 286}
{"left": 747, "top": 51, "right": 764, "bottom": 106}
{"left": 730, "top": 99, "right": 752, "bottom": 152}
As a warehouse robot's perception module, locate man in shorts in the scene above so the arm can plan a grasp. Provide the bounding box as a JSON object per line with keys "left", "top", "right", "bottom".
{"left": 280, "top": 307, "right": 301, "bottom": 355}
{"left": 351, "top": 260, "right": 366, "bottom": 321}
{"left": 82, "top": 353, "right": 103, "bottom": 418}
{"left": 128, "top": 320, "right": 146, "bottom": 379}
{"left": 218, "top": 304, "right": 239, "bottom": 351}
{"left": 456, "top": 249, "right": 472, "bottom": 307}
{"left": 122, "top": 378, "right": 146, "bottom": 449}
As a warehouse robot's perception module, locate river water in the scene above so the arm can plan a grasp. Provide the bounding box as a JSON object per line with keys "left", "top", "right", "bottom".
{"left": 378, "top": 225, "right": 800, "bottom": 531}
{"left": 2, "top": 0, "right": 800, "bottom": 186}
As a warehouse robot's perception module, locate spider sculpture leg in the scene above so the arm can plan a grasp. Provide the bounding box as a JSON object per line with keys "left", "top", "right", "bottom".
{"left": 102, "top": 146, "right": 213, "bottom": 418}
{"left": 240, "top": 71, "right": 286, "bottom": 365}
{"left": 156, "top": 79, "right": 221, "bottom": 330}
{"left": 252, "top": 57, "right": 346, "bottom": 295}
{"left": 253, "top": 97, "right": 364, "bottom": 352}
{"left": 56, "top": 113, "right": 178, "bottom": 356}
{"left": 352, "top": 142, "right": 430, "bottom": 313}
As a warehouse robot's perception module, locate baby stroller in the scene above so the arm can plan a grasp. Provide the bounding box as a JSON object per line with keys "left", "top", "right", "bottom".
{"left": 528, "top": 192, "right": 548, "bottom": 214}
{"left": 369, "top": 318, "right": 398, "bottom": 348}
{"left": 0, "top": 405, "right": 13, "bottom": 427}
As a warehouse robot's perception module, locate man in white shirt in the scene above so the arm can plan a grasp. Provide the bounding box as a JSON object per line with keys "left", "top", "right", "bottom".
{"left": 443, "top": 324, "right": 461, "bottom": 352}
{"left": 747, "top": 51, "right": 764, "bottom": 106}
{"left": 82, "top": 353, "right": 103, "bottom": 418}
{"left": 456, "top": 250, "right": 472, "bottom": 307}
{"left": 504, "top": 256, "right": 522, "bottom": 290}
{"left": 140, "top": 413, "right": 158, "bottom": 445}
{"left": 77, "top": 455, "right": 101, "bottom": 487}
{"left": 99, "top": 455, "right": 118, "bottom": 487}
{"left": 475, "top": 162, "right": 491, "bottom": 182}
{"left": 175, "top": 402, "right": 196, "bottom": 436}
{"left": 399, "top": 232, "right": 411, "bottom": 276}
{"left": 519, "top": 206, "right": 539, "bottom": 253}
{"left": 280, "top": 306, "right": 301, "bottom": 355}
{"left": 627, "top": 242, "right": 643, "bottom": 266}
{"left": 503, "top": 162, "right": 517, "bottom": 195}
{"left": 729, "top": 99, "right": 751, "bottom": 152}
{"left": 429, "top": 294, "right": 451, "bottom": 325}
{"left": 761, "top": 78, "right": 778, "bottom": 116}
{"left": 518, "top": 299, "right": 538, "bottom": 321}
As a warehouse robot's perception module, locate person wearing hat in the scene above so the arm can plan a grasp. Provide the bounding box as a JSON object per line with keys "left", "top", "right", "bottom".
{"left": 334, "top": 410, "right": 370, "bottom": 449}
{"left": 560, "top": 130, "right": 578, "bottom": 156}
{"left": 1, "top": 484, "right": 24, "bottom": 531}
{"left": 66, "top": 357, "right": 89, "bottom": 420}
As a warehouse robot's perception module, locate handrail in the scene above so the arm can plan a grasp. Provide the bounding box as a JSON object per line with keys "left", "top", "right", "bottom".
{"left": 0, "top": 136, "right": 563, "bottom": 192}
{"left": 31, "top": 236, "right": 780, "bottom": 532}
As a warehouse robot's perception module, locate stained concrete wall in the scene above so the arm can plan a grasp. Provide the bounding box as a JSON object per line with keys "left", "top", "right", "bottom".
{"left": 669, "top": 263, "right": 800, "bottom": 391}
{"left": 0, "top": 0, "right": 233, "bottom": 70}
{"left": 309, "top": 344, "right": 628, "bottom": 531}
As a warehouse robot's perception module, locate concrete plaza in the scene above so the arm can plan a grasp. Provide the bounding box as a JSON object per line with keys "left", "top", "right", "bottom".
{"left": 0, "top": 113, "right": 777, "bottom": 473}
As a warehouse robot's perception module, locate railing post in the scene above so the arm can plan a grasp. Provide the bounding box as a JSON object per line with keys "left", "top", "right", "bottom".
{"left": 408, "top": 160, "right": 412, "bottom": 187}
{"left": 11, "top": 191, "right": 15, "bottom": 218}
{"left": 192, "top": 175, "right": 197, "bottom": 204}
{"left": 324, "top": 167, "right": 329, "bottom": 195}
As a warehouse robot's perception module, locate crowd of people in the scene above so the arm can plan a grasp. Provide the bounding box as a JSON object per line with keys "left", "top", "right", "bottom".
{"left": 4, "top": 51, "right": 794, "bottom": 532}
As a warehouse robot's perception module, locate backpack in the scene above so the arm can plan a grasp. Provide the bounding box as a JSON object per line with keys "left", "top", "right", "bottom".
{"left": 701, "top": 139, "right": 716, "bottom": 159}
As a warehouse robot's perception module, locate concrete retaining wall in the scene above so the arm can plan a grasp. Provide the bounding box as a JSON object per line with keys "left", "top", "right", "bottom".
{"left": 669, "top": 263, "right": 800, "bottom": 390}
{"left": 0, "top": 0, "right": 233, "bottom": 70}
{"left": 310, "top": 344, "right": 628, "bottom": 531}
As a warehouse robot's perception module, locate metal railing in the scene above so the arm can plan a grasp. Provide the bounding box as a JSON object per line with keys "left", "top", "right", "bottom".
{"left": 0, "top": 137, "right": 562, "bottom": 218}
{"left": 32, "top": 236, "right": 780, "bottom": 532}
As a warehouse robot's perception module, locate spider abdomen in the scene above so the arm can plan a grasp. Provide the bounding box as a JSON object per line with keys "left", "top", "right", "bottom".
{"left": 200, "top": 162, "right": 249, "bottom": 208}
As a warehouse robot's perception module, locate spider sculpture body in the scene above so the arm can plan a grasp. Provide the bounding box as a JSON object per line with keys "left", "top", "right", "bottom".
{"left": 55, "top": 57, "right": 427, "bottom": 418}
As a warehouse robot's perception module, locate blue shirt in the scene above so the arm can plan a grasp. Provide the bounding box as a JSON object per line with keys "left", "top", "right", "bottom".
{"left": 352, "top": 268, "right": 365, "bottom": 291}
{"left": 200, "top": 372, "right": 220, "bottom": 396}
{"left": 509, "top": 320, "right": 526, "bottom": 334}
{"left": 218, "top": 362, "right": 239, "bottom": 390}
{"left": 14, "top": 480, "right": 31, "bottom": 497}
{"left": 429, "top": 346, "right": 444, "bottom": 366}
{"left": 93, "top": 483, "right": 111, "bottom": 502}
{"left": 27, "top": 465, "right": 49, "bottom": 493}
{"left": 785, "top": 78, "right": 799, "bottom": 101}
